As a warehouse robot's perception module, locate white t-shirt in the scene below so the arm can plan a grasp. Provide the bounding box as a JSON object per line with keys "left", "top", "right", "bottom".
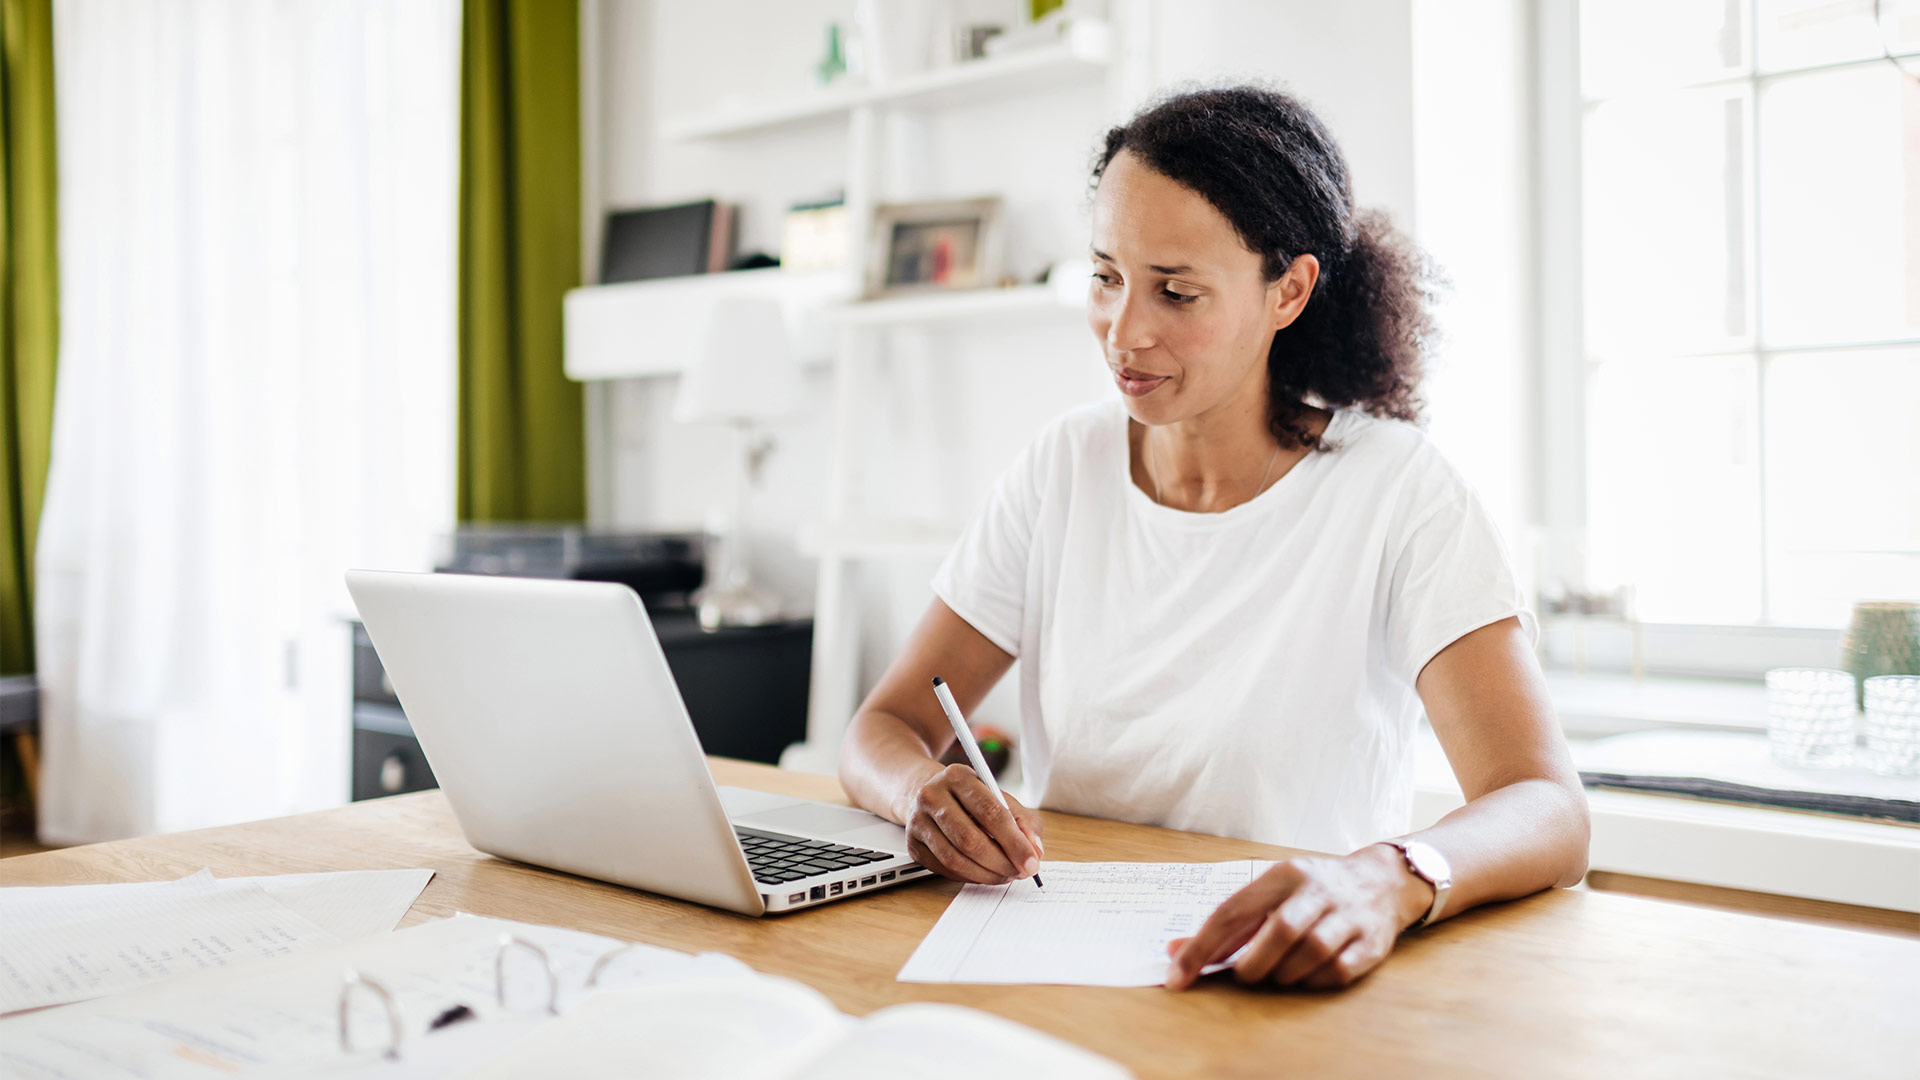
{"left": 930, "top": 399, "right": 1535, "bottom": 855}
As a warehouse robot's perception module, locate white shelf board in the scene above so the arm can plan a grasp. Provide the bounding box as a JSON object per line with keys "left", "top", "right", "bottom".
{"left": 826, "top": 284, "right": 1084, "bottom": 327}
{"left": 563, "top": 267, "right": 853, "bottom": 381}
{"left": 798, "top": 521, "right": 959, "bottom": 559}
{"left": 664, "top": 24, "right": 1112, "bottom": 141}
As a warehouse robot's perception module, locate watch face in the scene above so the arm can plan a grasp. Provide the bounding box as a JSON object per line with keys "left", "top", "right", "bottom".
{"left": 1404, "top": 841, "right": 1450, "bottom": 885}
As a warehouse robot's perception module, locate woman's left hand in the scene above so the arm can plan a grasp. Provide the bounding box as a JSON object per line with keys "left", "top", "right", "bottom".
{"left": 1164, "top": 844, "right": 1432, "bottom": 990}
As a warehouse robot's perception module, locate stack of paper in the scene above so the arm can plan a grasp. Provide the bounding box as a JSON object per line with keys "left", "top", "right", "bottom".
{"left": 0, "top": 867, "right": 433, "bottom": 1013}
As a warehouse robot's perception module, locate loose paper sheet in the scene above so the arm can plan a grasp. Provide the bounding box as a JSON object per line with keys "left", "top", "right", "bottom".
{"left": 0, "top": 867, "right": 434, "bottom": 1013}
{"left": 248, "top": 869, "right": 436, "bottom": 940}
{"left": 0, "top": 868, "right": 434, "bottom": 942}
{"left": 897, "top": 860, "right": 1275, "bottom": 986}
{"left": 0, "top": 881, "right": 342, "bottom": 1013}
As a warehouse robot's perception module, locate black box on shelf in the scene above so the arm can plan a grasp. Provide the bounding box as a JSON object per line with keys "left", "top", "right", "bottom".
{"left": 433, "top": 525, "right": 706, "bottom": 611}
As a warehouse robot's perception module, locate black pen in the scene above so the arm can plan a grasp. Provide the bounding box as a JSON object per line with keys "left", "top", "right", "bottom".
{"left": 932, "top": 677, "right": 1043, "bottom": 888}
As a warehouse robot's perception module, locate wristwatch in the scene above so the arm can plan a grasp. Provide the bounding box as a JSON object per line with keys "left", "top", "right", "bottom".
{"left": 1380, "top": 838, "right": 1452, "bottom": 930}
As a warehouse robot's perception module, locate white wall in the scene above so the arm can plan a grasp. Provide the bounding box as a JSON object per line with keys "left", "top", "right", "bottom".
{"left": 1146, "top": 0, "right": 1416, "bottom": 229}
{"left": 584, "top": 0, "right": 1531, "bottom": 740}
{"left": 1410, "top": 0, "right": 1537, "bottom": 593}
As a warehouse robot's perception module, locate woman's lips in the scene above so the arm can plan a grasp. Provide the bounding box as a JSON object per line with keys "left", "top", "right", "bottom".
{"left": 1114, "top": 366, "right": 1169, "bottom": 397}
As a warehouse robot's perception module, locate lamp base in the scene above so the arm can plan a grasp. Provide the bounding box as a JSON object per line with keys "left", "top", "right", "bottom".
{"left": 693, "top": 579, "right": 783, "bottom": 632}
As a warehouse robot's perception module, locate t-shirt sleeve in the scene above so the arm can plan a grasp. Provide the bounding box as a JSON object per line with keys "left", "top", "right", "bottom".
{"left": 929, "top": 441, "right": 1045, "bottom": 658}
{"left": 1384, "top": 487, "right": 1538, "bottom": 686}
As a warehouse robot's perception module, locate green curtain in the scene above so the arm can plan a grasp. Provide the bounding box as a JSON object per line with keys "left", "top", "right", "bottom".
{"left": 0, "top": 0, "right": 57, "bottom": 675}
{"left": 459, "top": 0, "right": 585, "bottom": 522}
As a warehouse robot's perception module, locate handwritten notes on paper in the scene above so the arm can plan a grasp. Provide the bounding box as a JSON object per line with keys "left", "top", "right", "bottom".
{"left": 0, "top": 867, "right": 433, "bottom": 1014}
{"left": 0, "top": 878, "right": 339, "bottom": 1013}
{"left": 896, "top": 860, "right": 1276, "bottom": 986}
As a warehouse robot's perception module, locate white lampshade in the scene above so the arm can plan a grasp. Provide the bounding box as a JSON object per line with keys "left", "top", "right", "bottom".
{"left": 673, "top": 296, "right": 806, "bottom": 424}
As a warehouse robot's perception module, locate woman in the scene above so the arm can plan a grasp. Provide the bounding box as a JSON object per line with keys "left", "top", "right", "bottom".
{"left": 839, "top": 85, "right": 1589, "bottom": 991}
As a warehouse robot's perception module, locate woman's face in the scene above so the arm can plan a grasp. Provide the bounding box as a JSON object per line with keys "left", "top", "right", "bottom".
{"left": 1087, "top": 150, "right": 1314, "bottom": 429}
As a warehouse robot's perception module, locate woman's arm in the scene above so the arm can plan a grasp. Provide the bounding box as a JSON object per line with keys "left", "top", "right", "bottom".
{"left": 1165, "top": 615, "right": 1590, "bottom": 989}
{"left": 839, "top": 598, "right": 1045, "bottom": 884}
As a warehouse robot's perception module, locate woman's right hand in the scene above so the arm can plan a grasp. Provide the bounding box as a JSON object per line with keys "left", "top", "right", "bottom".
{"left": 902, "top": 762, "right": 1045, "bottom": 884}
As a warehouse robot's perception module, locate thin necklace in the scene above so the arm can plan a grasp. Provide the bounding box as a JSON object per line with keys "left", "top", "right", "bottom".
{"left": 1149, "top": 431, "right": 1283, "bottom": 509}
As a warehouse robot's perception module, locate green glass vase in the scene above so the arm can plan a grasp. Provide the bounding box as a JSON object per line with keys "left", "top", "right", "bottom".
{"left": 1841, "top": 601, "right": 1920, "bottom": 710}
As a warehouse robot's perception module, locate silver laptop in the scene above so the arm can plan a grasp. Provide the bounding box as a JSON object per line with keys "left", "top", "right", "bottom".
{"left": 344, "top": 569, "right": 928, "bottom": 915}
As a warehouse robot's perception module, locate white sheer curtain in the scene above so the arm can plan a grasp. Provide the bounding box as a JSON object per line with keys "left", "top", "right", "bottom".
{"left": 36, "top": 0, "right": 460, "bottom": 843}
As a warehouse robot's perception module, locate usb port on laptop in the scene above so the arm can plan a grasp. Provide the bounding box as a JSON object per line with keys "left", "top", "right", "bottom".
{"left": 880, "top": 871, "right": 895, "bottom": 882}
{"left": 861, "top": 876, "right": 876, "bottom": 886}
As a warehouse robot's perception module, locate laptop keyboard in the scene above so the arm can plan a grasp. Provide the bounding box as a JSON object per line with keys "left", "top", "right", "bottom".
{"left": 736, "top": 828, "right": 895, "bottom": 885}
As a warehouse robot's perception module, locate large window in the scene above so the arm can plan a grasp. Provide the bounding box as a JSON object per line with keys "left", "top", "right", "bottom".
{"left": 1574, "top": 0, "right": 1919, "bottom": 629}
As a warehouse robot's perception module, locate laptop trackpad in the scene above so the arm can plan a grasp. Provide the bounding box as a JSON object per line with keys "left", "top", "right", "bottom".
{"left": 729, "top": 798, "right": 910, "bottom": 854}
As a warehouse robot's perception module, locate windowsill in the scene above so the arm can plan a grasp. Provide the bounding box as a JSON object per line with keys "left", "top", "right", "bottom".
{"left": 1414, "top": 684, "right": 1920, "bottom": 913}
{"left": 1540, "top": 668, "right": 1918, "bottom": 812}
{"left": 1543, "top": 668, "right": 1768, "bottom": 739}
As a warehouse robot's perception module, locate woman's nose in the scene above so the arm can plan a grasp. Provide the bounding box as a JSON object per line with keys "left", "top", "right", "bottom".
{"left": 1102, "top": 289, "right": 1154, "bottom": 352}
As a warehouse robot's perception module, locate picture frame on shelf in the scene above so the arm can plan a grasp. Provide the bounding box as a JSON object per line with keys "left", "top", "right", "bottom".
{"left": 864, "top": 196, "right": 1005, "bottom": 299}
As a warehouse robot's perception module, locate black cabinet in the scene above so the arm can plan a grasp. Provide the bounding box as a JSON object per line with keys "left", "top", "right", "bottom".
{"left": 648, "top": 612, "right": 813, "bottom": 764}
{"left": 351, "top": 703, "right": 436, "bottom": 802}
{"left": 349, "top": 614, "right": 812, "bottom": 801}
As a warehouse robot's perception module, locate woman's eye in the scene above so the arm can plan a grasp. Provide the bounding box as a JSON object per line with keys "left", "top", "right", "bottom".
{"left": 1088, "top": 272, "right": 1194, "bottom": 304}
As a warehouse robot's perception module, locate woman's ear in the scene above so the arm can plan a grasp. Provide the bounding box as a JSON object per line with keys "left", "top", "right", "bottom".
{"left": 1268, "top": 253, "right": 1320, "bottom": 332}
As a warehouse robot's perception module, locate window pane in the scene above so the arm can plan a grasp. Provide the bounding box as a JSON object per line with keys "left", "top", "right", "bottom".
{"left": 1582, "top": 0, "right": 1747, "bottom": 97}
{"left": 1586, "top": 354, "right": 1764, "bottom": 623}
{"left": 1763, "top": 348, "right": 1920, "bottom": 626}
{"left": 1757, "top": 0, "right": 1920, "bottom": 73}
{"left": 1584, "top": 89, "right": 1752, "bottom": 360}
{"left": 1758, "top": 63, "right": 1920, "bottom": 348}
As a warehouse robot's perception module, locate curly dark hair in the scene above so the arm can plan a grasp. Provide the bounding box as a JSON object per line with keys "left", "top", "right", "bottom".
{"left": 1091, "top": 84, "right": 1438, "bottom": 451}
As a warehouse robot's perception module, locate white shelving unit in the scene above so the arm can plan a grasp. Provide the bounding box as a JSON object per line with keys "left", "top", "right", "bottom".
{"left": 782, "top": 18, "right": 1131, "bottom": 775}
{"left": 566, "top": 10, "right": 1141, "bottom": 775}
{"left": 563, "top": 275, "right": 1087, "bottom": 381}
{"left": 564, "top": 268, "right": 852, "bottom": 378}
{"left": 796, "top": 520, "right": 960, "bottom": 560}
{"left": 824, "top": 282, "right": 1084, "bottom": 328}
{"left": 661, "top": 23, "right": 1113, "bottom": 142}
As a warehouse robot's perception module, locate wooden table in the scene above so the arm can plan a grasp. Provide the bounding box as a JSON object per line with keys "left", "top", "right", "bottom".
{"left": 5, "top": 759, "right": 1916, "bottom": 1078}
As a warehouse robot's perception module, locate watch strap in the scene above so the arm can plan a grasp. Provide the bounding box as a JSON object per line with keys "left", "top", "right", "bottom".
{"left": 1383, "top": 839, "right": 1451, "bottom": 929}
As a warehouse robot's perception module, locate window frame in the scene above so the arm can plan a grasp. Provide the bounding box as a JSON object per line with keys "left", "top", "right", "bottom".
{"left": 1532, "top": 0, "right": 1918, "bottom": 679}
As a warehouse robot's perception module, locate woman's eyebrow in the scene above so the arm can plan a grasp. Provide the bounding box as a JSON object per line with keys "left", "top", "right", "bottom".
{"left": 1089, "top": 247, "right": 1198, "bottom": 275}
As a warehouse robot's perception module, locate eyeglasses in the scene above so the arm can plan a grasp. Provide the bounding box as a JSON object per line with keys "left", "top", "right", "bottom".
{"left": 339, "top": 933, "right": 662, "bottom": 1060}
